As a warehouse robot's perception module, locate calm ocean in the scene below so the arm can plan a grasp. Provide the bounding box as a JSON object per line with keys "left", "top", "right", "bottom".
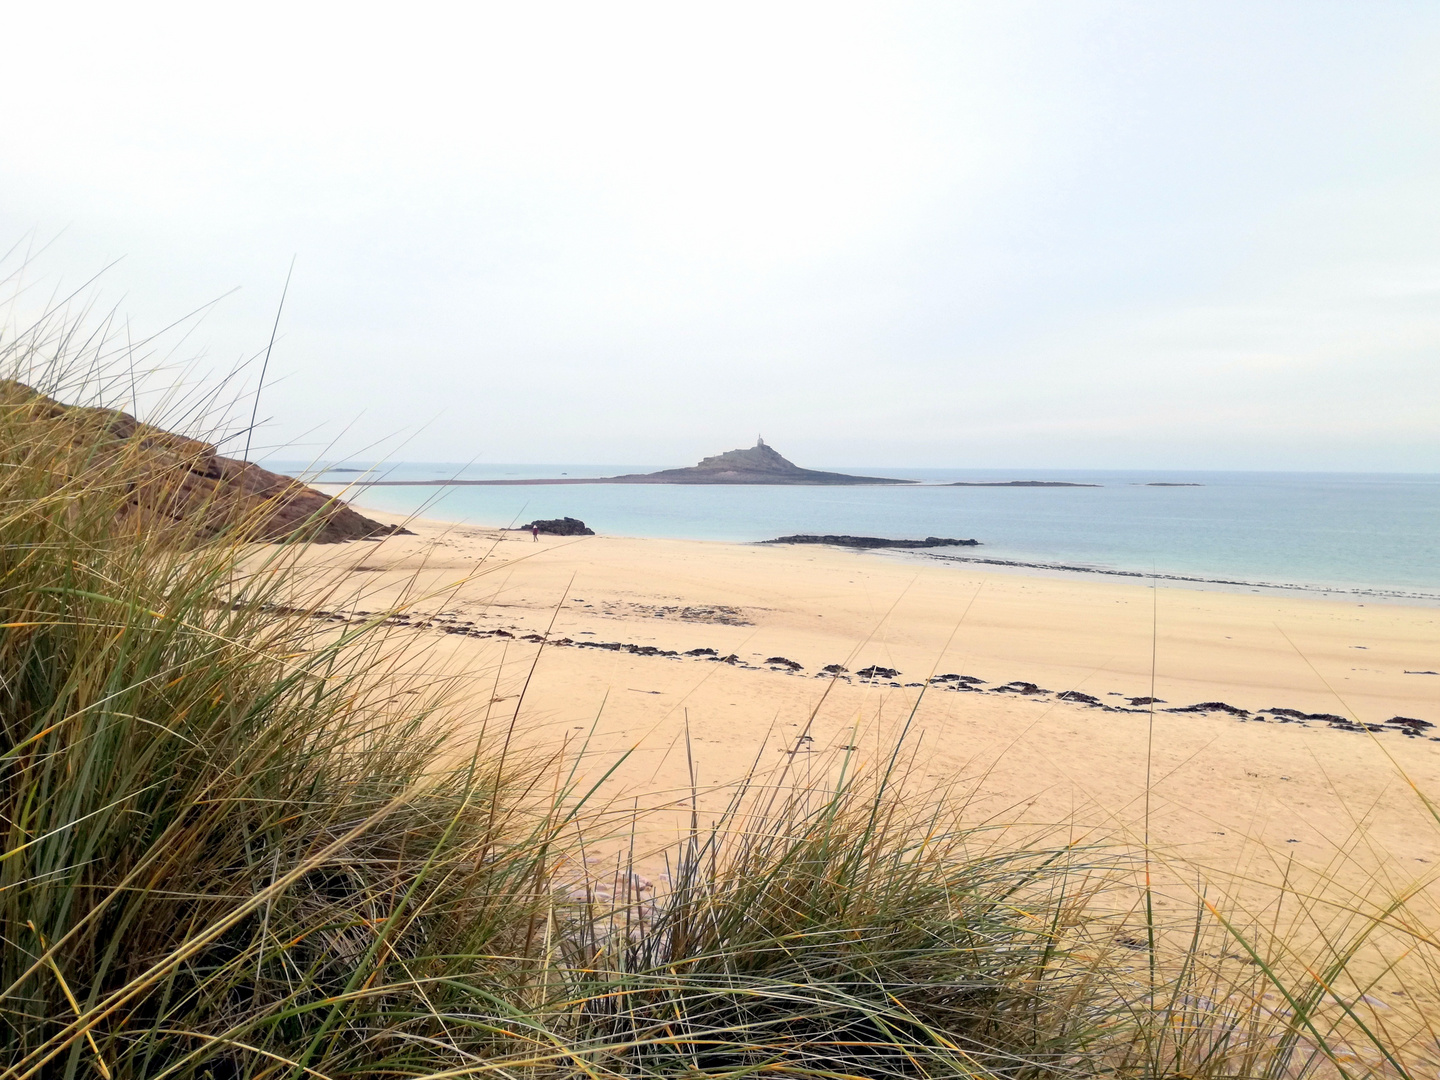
{"left": 271, "top": 462, "right": 1440, "bottom": 603}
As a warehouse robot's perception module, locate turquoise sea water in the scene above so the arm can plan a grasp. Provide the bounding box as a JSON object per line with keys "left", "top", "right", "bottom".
{"left": 270, "top": 462, "right": 1440, "bottom": 602}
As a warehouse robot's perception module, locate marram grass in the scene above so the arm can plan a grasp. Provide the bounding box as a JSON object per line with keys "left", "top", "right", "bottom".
{"left": 2, "top": 297, "right": 1438, "bottom": 1079}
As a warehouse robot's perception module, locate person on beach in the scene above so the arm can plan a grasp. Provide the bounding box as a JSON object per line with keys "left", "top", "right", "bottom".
{"left": 531, "top": 524, "right": 539, "bottom": 541}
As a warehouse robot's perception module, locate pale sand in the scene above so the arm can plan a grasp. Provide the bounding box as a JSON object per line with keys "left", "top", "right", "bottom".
{"left": 292, "top": 512, "right": 1438, "bottom": 829}
{"left": 292, "top": 511, "right": 1440, "bottom": 1008}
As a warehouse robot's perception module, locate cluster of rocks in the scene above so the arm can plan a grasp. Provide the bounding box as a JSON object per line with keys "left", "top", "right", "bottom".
{"left": 286, "top": 604, "right": 1437, "bottom": 739}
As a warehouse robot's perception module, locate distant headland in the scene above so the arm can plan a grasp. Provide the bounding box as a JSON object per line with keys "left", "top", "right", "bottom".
{"left": 347, "top": 440, "right": 914, "bottom": 487}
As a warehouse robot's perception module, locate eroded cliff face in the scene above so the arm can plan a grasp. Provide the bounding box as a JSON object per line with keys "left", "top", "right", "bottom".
{"left": 0, "top": 380, "right": 402, "bottom": 543}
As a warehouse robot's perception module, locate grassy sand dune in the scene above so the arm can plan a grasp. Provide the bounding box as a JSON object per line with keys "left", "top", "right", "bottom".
{"left": 3, "top": 304, "right": 1439, "bottom": 1077}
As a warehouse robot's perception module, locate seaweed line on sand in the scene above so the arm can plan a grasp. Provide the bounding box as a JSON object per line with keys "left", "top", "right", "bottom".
{"left": 290, "top": 603, "right": 1437, "bottom": 736}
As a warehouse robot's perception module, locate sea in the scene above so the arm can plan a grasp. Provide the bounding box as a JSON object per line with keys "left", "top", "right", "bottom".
{"left": 267, "top": 462, "right": 1440, "bottom": 604}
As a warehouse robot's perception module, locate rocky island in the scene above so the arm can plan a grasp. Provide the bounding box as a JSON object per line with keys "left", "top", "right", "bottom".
{"left": 606, "top": 439, "right": 912, "bottom": 485}
{"left": 354, "top": 439, "right": 913, "bottom": 486}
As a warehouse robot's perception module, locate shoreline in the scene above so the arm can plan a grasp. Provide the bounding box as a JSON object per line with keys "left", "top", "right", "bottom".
{"left": 320, "top": 487, "right": 1440, "bottom": 606}
{"left": 911, "top": 550, "right": 1440, "bottom": 606}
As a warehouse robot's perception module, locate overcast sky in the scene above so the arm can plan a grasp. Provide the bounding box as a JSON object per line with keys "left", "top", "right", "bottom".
{"left": 4, "top": 2, "right": 1438, "bottom": 470}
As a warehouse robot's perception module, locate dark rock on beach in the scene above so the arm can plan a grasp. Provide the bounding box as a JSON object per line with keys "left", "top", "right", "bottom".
{"left": 1263, "top": 707, "right": 1347, "bottom": 723}
{"left": 1388, "top": 716, "right": 1435, "bottom": 732}
{"left": 996, "top": 681, "right": 1046, "bottom": 695}
{"left": 1267, "top": 705, "right": 1353, "bottom": 722}
{"left": 1167, "top": 701, "right": 1250, "bottom": 717}
{"left": 762, "top": 534, "right": 979, "bottom": 550}
{"left": 518, "top": 516, "right": 595, "bottom": 535}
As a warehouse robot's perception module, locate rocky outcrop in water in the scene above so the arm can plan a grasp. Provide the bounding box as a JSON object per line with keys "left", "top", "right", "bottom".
{"left": 761, "top": 534, "right": 979, "bottom": 550}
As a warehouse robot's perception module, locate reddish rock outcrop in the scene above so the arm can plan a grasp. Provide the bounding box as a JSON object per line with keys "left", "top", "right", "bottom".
{"left": 1, "top": 380, "right": 404, "bottom": 544}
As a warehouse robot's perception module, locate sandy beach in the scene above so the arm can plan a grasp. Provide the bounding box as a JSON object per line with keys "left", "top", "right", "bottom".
{"left": 291, "top": 510, "right": 1440, "bottom": 886}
